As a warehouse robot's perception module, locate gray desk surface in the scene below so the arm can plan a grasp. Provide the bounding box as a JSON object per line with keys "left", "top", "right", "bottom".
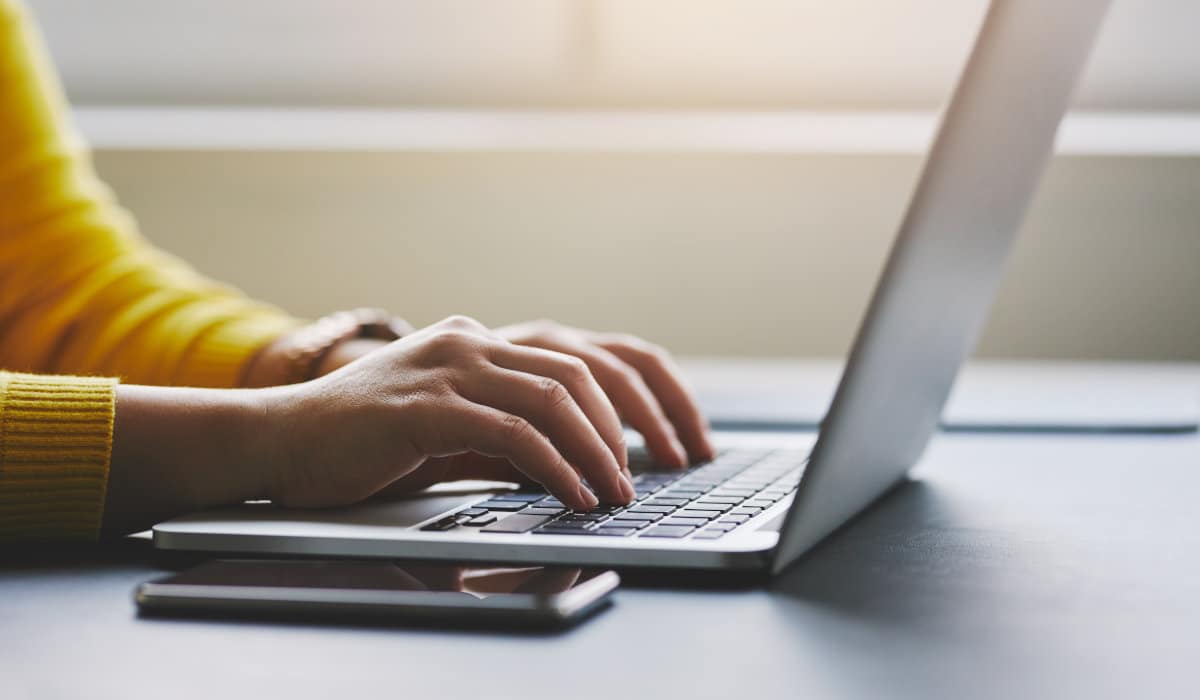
{"left": 3, "top": 430, "right": 1199, "bottom": 700}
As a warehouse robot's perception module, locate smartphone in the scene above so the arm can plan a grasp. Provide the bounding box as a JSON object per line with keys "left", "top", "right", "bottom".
{"left": 135, "top": 559, "right": 619, "bottom": 628}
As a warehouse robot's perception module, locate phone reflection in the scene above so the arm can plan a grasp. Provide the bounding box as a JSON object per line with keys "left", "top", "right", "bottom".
{"left": 164, "top": 559, "right": 588, "bottom": 599}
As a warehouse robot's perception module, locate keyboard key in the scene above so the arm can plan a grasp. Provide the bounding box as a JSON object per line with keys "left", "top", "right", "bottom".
{"left": 522, "top": 506, "right": 567, "bottom": 516}
{"left": 676, "top": 509, "right": 719, "bottom": 520}
{"left": 609, "top": 511, "right": 662, "bottom": 522}
{"left": 501, "top": 492, "right": 548, "bottom": 502}
{"left": 466, "top": 449, "right": 805, "bottom": 537}
{"left": 606, "top": 519, "right": 652, "bottom": 530}
{"left": 661, "top": 517, "right": 710, "bottom": 527}
{"left": 560, "top": 512, "right": 608, "bottom": 522}
{"left": 639, "top": 525, "right": 696, "bottom": 538}
{"left": 480, "top": 514, "right": 555, "bottom": 533}
{"left": 590, "top": 527, "right": 638, "bottom": 537}
{"left": 731, "top": 506, "right": 763, "bottom": 515}
{"left": 479, "top": 500, "right": 527, "bottom": 511}
{"left": 533, "top": 525, "right": 596, "bottom": 535}
{"left": 536, "top": 520, "right": 592, "bottom": 531}
{"left": 635, "top": 473, "right": 678, "bottom": 484}
{"left": 693, "top": 530, "right": 726, "bottom": 540}
{"left": 628, "top": 505, "right": 676, "bottom": 514}
{"left": 464, "top": 514, "right": 498, "bottom": 526}
{"left": 661, "top": 490, "right": 704, "bottom": 499}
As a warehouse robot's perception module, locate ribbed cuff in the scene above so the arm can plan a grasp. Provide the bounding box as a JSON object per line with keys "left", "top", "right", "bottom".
{"left": 175, "top": 314, "right": 304, "bottom": 388}
{"left": 0, "top": 372, "right": 117, "bottom": 542}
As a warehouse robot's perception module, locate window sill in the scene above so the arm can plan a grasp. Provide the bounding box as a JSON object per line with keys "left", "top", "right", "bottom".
{"left": 73, "top": 107, "right": 1200, "bottom": 156}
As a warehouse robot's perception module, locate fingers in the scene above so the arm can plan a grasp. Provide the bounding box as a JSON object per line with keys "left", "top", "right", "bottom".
{"left": 488, "top": 343, "right": 631, "bottom": 477}
{"left": 460, "top": 364, "right": 634, "bottom": 504}
{"left": 512, "top": 335, "right": 689, "bottom": 469}
{"left": 430, "top": 400, "right": 601, "bottom": 511}
{"left": 594, "top": 334, "right": 715, "bottom": 462}
{"left": 404, "top": 314, "right": 502, "bottom": 348}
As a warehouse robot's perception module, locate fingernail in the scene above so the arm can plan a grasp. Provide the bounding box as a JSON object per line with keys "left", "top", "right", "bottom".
{"left": 577, "top": 484, "right": 599, "bottom": 510}
{"left": 618, "top": 472, "right": 636, "bottom": 502}
{"left": 702, "top": 431, "right": 717, "bottom": 461}
{"left": 673, "top": 440, "right": 689, "bottom": 468}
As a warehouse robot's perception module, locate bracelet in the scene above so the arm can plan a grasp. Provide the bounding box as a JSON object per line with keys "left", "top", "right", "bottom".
{"left": 281, "top": 308, "right": 411, "bottom": 384}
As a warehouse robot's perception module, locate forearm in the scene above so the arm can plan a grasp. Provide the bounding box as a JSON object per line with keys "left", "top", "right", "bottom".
{"left": 99, "top": 335, "right": 392, "bottom": 535}
{"left": 103, "top": 384, "right": 281, "bottom": 536}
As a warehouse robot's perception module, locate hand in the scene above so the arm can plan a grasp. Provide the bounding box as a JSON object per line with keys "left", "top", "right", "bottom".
{"left": 262, "top": 316, "right": 635, "bottom": 511}
{"left": 286, "top": 318, "right": 715, "bottom": 469}
{"left": 495, "top": 320, "right": 714, "bottom": 467}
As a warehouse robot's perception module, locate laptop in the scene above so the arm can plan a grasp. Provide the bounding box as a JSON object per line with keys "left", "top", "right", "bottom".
{"left": 154, "top": 0, "right": 1112, "bottom": 574}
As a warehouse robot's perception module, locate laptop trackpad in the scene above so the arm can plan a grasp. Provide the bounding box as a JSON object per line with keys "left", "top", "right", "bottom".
{"left": 312, "top": 481, "right": 514, "bottom": 528}
{"left": 337, "top": 493, "right": 485, "bottom": 528}
{"left": 163, "top": 484, "right": 508, "bottom": 531}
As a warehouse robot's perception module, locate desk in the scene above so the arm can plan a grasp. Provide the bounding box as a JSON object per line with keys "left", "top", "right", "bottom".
{"left": 3, "top": 429, "right": 1197, "bottom": 699}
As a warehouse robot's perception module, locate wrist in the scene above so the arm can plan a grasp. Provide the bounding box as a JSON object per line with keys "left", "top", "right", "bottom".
{"left": 314, "top": 337, "right": 389, "bottom": 376}
{"left": 241, "top": 334, "right": 294, "bottom": 387}
{"left": 242, "top": 309, "right": 410, "bottom": 387}
{"left": 105, "top": 383, "right": 295, "bottom": 534}
{"left": 246, "top": 382, "right": 308, "bottom": 505}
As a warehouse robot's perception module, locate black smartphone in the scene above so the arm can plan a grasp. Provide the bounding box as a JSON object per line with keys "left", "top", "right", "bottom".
{"left": 135, "top": 559, "right": 619, "bottom": 628}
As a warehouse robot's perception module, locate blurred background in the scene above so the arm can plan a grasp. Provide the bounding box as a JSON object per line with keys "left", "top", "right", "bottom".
{"left": 29, "top": 0, "right": 1200, "bottom": 360}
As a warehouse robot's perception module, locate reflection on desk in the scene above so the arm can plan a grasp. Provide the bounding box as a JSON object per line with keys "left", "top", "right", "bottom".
{"left": 683, "top": 357, "right": 1200, "bottom": 433}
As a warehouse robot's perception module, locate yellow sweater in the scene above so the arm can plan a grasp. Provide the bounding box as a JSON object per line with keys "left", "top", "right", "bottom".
{"left": 0, "top": 0, "right": 301, "bottom": 540}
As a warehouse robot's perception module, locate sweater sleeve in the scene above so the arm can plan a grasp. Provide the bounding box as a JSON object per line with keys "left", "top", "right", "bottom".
{"left": 0, "top": 0, "right": 303, "bottom": 388}
{"left": 0, "top": 371, "right": 116, "bottom": 541}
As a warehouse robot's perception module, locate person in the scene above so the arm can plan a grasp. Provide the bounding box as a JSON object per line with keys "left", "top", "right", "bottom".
{"left": 0, "top": 0, "right": 713, "bottom": 542}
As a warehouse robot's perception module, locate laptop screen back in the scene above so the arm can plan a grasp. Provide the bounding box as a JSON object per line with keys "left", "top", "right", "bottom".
{"left": 771, "top": 0, "right": 1113, "bottom": 574}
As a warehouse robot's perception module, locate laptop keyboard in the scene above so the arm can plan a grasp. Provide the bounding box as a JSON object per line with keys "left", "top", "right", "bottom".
{"left": 419, "top": 448, "right": 806, "bottom": 540}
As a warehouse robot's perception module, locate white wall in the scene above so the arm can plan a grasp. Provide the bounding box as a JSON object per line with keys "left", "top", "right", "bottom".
{"left": 27, "top": 0, "right": 1200, "bottom": 109}
{"left": 92, "top": 150, "right": 1200, "bottom": 361}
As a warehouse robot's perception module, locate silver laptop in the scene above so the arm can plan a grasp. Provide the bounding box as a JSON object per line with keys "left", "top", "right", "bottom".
{"left": 154, "top": 0, "right": 1111, "bottom": 574}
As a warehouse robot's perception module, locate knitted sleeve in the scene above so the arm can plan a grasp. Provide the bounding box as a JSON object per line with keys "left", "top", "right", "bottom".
{"left": 0, "top": 372, "right": 116, "bottom": 541}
